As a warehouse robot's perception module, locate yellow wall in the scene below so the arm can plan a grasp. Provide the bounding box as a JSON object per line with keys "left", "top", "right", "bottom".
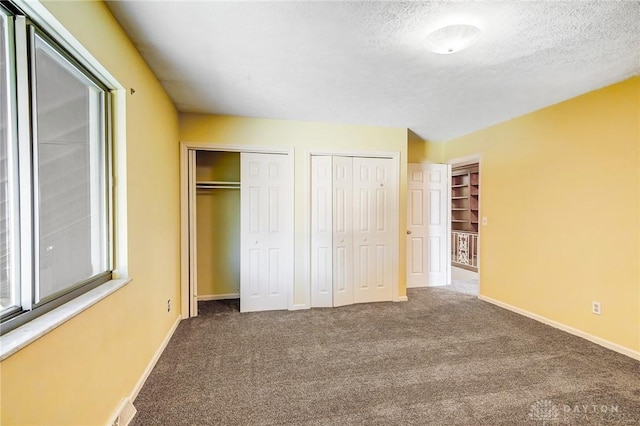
{"left": 415, "top": 78, "right": 640, "bottom": 353}
{"left": 1, "top": 2, "right": 181, "bottom": 425}
{"left": 196, "top": 151, "right": 241, "bottom": 297}
{"left": 408, "top": 129, "right": 443, "bottom": 163}
{"left": 180, "top": 114, "right": 409, "bottom": 305}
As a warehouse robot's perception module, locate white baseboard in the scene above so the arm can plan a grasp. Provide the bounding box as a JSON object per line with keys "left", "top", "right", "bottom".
{"left": 130, "top": 316, "right": 181, "bottom": 401}
{"left": 396, "top": 295, "right": 408, "bottom": 302}
{"left": 107, "top": 315, "right": 181, "bottom": 426}
{"left": 479, "top": 295, "right": 640, "bottom": 361}
{"left": 197, "top": 293, "right": 239, "bottom": 301}
{"left": 290, "top": 303, "right": 310, "bottom": 310}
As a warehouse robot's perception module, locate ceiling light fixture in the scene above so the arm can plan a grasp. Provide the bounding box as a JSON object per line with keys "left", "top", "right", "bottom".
{"left": 423, "top": 24, "right": 483, "bottom": 54}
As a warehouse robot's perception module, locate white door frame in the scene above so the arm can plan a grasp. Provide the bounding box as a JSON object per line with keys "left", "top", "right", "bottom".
{"left": 180, "top": 142, "right": 294, "bottom": 319}
{"left": 305, "top": 149, "right": 401, "bottom": 305}
{"left": 447, "top": 154, "right": 482, "bottom": 293}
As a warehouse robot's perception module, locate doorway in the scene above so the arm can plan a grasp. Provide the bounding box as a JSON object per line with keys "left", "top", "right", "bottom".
{"left": 448, "top": 156, "right": 481, "bottom": 296}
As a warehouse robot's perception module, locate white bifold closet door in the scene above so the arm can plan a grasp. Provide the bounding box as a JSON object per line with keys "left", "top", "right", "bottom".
{"left": 311, "top": 155, "right": 397, "bottom": 307}
{"left": 406, "top": 163, "right": 450, "bottom": 288}
{"left": 333, "top": 156, "right": 354, "bottom": 307}
{"left": 240, "top": 152, "right": 291, "bottom": 312}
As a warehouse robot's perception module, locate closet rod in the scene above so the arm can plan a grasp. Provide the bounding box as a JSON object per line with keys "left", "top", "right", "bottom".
{"left": 196, "top": 180, "right": 241, "bottom": 190}
{"left": 196, "top": 180, "right": 240, "bottom": 185}
{"left": 196, "top": 185, "right": 240, "bottom": 190}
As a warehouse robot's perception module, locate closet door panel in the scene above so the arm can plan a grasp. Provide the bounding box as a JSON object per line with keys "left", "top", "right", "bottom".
{"left": 353, "top": 157, "right": 395, "bottom": 303}
{"left": 240, "top": 152, "right": 290, "bottom": 312}
{"left": 352, "top": 158, "right": 373, "bottom": 299}
{"left": 375, "top": 161, "right": 395, "bottom": 293}
{"left": 248, "top": 248, "right": 262, "bottom": 297}
{"left": 311, "top": 156, "right": 333, "bottom": 307}
{"left": 333, "top": 156, "right": 353, "bottom": 307}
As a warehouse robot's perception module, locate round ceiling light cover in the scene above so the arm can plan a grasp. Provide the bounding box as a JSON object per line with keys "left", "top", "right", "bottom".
{"left": 424, "top": 24, "right": 483, "bottom": 54}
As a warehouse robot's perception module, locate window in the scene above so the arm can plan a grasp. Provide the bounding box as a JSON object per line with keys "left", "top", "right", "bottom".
{"left": 1, "top": 10, "right": 17, "bottom": 315}
{"left": 1, "top": 4, "right": 113, "bottom": 334}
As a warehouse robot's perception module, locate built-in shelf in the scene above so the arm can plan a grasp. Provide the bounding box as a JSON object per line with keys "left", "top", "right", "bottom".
{"left": 451, "top": 166, "right": 479, "bottom": 233}
{"left": 451, "top": 164, "right": 480, "bottom": 272}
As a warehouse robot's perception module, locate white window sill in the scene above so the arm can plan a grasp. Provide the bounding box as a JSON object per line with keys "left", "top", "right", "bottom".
{"left": 0, "top": 278, "right": 132, "bottom": 361}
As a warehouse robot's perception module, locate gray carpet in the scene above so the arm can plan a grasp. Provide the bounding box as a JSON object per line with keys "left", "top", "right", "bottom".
{"left": 131, "top": 288, "right": 640, "bottom": 425}
{"left": 439, "top": 280, "right": 479, "bottom": 296}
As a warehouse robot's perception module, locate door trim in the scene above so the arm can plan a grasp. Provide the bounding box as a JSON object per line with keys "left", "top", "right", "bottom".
{"left": 179, "top": 142, "right": 294, "bottom": 319}
{"left": 305, "top": 150, "right": 401, "bottom": 305}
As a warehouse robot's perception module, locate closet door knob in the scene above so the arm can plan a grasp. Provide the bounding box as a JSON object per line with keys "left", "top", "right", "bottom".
{"left": 339, "top": 238, "right": 344, "bottom": 243}
{"left": 254, "top": 240, "right": 258, "bottom": 245}
{"left": 362, "top": 237, "right": 367, "bottom": 242}
{"left": 406, "top": 230, "right": 412, "bottom": 235}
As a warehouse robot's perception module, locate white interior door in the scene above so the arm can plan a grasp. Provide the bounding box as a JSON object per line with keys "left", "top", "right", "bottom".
{"left": 240, "top": 152, "right": 291, "bottom": 312}
{"left": 406, "top": 163, "right": 450, "bottom": 287}
{"left": 353, "top": 157, "right": 396, "bottom": 303}
{"left": 407, "top": 164, "right": 428, "bottom": 288}
{"left": 332, "top": 156, "right": 354, "bottom": 307}
{"left": 310, "top": 156, "right": 333, "bottom": 307}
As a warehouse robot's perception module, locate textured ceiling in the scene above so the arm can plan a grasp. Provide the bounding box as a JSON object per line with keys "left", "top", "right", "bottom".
{"left": 106, "top": 1, "right": 640, "bottom": 142}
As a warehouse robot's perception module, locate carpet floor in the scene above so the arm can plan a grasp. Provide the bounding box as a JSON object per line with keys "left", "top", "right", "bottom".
{"left": 440, "top": 280, "right": 478, "bottom": 297}
{"left": 131, "top": 288, "right": 640, "bottom": 425}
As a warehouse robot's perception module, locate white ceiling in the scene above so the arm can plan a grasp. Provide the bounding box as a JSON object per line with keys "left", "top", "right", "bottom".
{"left": 106, "top": 1, "right": 640, "bottom": 142}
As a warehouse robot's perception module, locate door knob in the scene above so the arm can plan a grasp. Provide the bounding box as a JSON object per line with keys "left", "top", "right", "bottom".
{"left": 362, "top": 237, "right": 367, "bottom": 241}
{"left": 406, "top": 230, "right": 412, "bottom": 235}
{"left": 254, "top": 240, "right": 258, "bottom": 244}
{"left": 340, "top": 238, "right": 344, "bottom": 243}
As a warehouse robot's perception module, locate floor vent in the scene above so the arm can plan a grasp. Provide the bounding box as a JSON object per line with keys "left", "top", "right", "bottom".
{"left": 112, "top": 398, "right": 137, "bottom": 426}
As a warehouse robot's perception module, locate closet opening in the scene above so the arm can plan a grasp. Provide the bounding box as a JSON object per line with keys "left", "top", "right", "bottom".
{"left": 195, "top": 151, "right": 241, "bottom": 314}
{"left": 180, "top": 143, "right": 294, "bottom": 318}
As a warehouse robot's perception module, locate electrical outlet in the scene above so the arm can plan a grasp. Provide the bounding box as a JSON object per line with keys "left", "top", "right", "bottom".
{"left": 592, "top": 301, "right": 601, "bottom": 315}
{"left": 167, "top": 299, "right": 171, "bottom": 312}
{"left": 482, "top": 216, "right": 488, "bottom": 226}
